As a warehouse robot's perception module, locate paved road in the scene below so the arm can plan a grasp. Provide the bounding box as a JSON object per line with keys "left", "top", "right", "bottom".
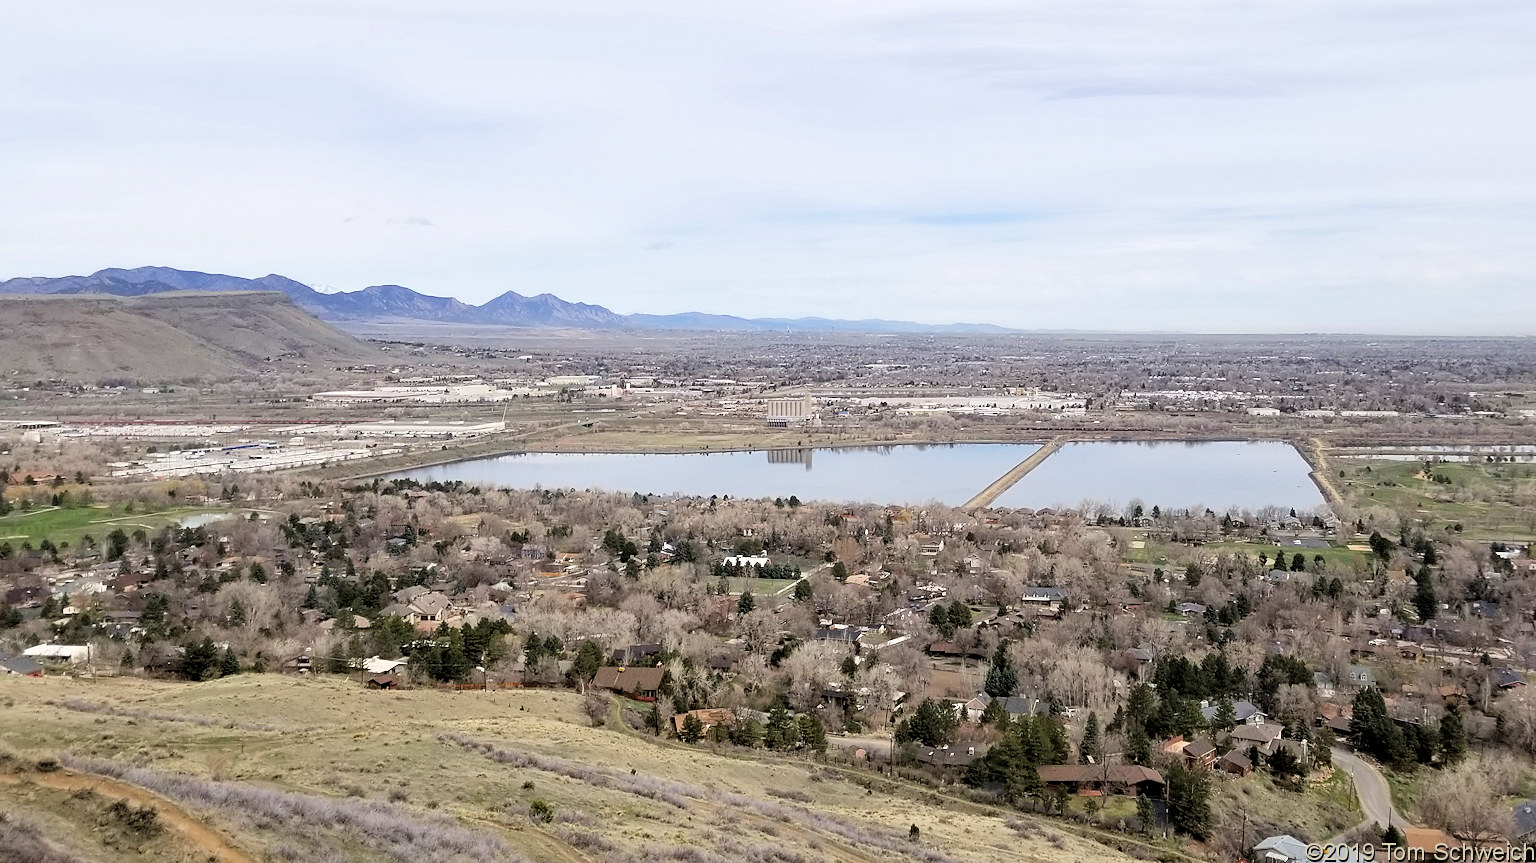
{"left": 1330, "top": 746, "right": 1403, "bottom": 839}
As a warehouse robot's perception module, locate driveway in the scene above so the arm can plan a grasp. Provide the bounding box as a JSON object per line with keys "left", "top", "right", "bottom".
{"left": 826, "top": 735, "right": 892, "bottom": 760}
{"left": 1329, "top": 746, "right": 1405, "bottom": 839}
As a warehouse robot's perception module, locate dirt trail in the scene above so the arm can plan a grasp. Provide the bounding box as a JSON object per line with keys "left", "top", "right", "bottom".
{"left": 0, "top": 770, "right": 259, "bottom": 863}
{"left": 1305, "top": 437, "right": 1349, "bottom": 509}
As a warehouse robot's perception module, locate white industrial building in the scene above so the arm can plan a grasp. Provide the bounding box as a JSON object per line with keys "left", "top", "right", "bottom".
{"left": 766, "top": 396, "right": 814, "bottom": 427}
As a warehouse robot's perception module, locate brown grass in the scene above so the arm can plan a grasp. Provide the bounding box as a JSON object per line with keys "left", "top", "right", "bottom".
{"left": 0, "top": 673, "right": 1131, "bottom": 863}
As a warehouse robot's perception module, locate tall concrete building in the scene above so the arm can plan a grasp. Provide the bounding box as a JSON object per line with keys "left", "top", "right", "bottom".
{"left": 766, "top": 396, "right": 813, "bottom": 427}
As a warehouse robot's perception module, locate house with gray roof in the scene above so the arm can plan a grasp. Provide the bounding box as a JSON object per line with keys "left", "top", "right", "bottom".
{"left": 1200, "top": 699, "right": 1267, "bottom": 726}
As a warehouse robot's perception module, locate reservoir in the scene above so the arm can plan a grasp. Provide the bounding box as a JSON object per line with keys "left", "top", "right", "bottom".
{"left": 393, "top": 444, "right": 1040, "bottom": 507}
{"left": 992, "top": 441, "right": 1324, "bottom": 513}
{"left": 390, "top": 440, "right": 1325, "bottom": 512}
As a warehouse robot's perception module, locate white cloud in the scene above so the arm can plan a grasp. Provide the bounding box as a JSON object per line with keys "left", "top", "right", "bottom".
{"left": 2, "top": 0, "right": 1534, "bottom": 333}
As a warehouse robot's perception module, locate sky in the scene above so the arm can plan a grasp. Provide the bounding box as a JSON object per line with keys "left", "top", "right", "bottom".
{"left": 3, "top": 1, "right": 1535, "bottom": 333}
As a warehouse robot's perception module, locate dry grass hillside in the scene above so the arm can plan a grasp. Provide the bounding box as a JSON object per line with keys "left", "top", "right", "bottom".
{"left": 0, "top": 292, "right": 379, "bottom": 383}
{"left": 0, "top": 675, "right": 1137, "bottom": 863}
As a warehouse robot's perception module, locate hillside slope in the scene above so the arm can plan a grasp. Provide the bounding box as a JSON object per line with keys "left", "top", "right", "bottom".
{"left": 0, "top": 292, "right": 378, "bottom": 383}
{"left": 0, "top": 675, "right": 1135, "bottom": 863}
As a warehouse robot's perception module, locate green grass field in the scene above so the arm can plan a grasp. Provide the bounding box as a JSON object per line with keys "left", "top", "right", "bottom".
{"left": 0, "top": 503, "right": 228, "bottom": 546}
{"left": 1334, "top": 458, "right": 1536, "bottom": 541}
{"left": 1205, "top": 541, "right": 1367, "bottom": 571}
{"left": 720, "top": 576, "right": 801, "bottom": 597}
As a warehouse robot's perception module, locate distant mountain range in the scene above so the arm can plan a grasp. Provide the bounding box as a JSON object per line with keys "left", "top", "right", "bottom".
{"left": 0, "top": 267, "right": 1019, "bottom": 334}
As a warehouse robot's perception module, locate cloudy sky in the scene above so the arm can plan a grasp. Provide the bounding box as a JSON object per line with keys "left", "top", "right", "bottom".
{"left": 4, "top": 1, "right": 1535, "bottom": 333}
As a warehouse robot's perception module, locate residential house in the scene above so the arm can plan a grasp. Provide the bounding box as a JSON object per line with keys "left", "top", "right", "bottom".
{"left": 1318, "top": 702, "right": 1353, "bottom": 734}
{"left": 1182, "top": 740, "right": 1217, "bottom": 768}
{"left": 1494, "top": 668, "right": 1526, "bottom": 690}
{"left": 610, "top": 643, "right": 663, "bottom": 665}
{"left": 926, "top": 641, "right": 989, "bottom": 660}
{"left": 280, "top": 653, "right": 315, "bottom": 674}
{"left": 1124, "top": 645, "right": 1156, "bottom": 675}
{"left": 0, "top": 653, "right": 44, "bottom": 677}
{"left": 814, "top": 626, "right": 865, "bottom": 646}
{"left": 359, "top": 656, "right": 408, "bottom": 676}
{"left": 1255, "top": 835, "right": 1361, "bottom": 862}
{"left": 672, "top": 708, "right": 735, "bottom": 736}
{"left": 592, "top": 666, "right": 667, "bottom": 700}
{"left": 1176, "top": 602, "right": 1206, "bottom": 617}
{"left": 1200, "top": 699, "right": 1267, "bottom": 726}
{"left": 1020, "top": 587, "right": 1066, "bottom": 608}
{"left": 1347, "top": 664, "right": 1377, "bottom": 689}
{"left": 21, "top": 644, "right": 91, "bottom": 665}
{"left": 366, "top": 673, "right": 400, "bottom": 690}
{"left": 1037, "top": 765, "right": 1165, "bottom": 797}
{"left": 993, "top": 695, "right": 1045, "bottom": 718}
{"left": 1219, "top": 750, "right": 1253, "bottom": 777}
{"left": 1313, "top": 672, "right": 1337, "bottom": 699}
{"left": 1226, "top": 723, "right": 1285, "bottom": 757}
{"left": 964, "top": 693, "right": 994, "bottom": 722}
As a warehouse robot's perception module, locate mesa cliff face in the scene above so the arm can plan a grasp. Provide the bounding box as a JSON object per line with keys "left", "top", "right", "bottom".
{"left": 0, "top": 291, "right": 378, "bottom": 383}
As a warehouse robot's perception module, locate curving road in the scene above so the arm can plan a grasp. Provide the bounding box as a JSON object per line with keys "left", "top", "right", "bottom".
{"left": 1329, "top": 746, "right": 1405, "bottom": 839}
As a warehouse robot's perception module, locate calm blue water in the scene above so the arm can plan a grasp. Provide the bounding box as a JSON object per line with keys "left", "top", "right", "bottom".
{"left": 393, "top": 444, "right": 1040, "bottom": 506}
{"left": 992, "top": 441, "right": 1324, "bottom": 513}
{"left": 390, "top": 441, "right": 1324, "bottom": 512}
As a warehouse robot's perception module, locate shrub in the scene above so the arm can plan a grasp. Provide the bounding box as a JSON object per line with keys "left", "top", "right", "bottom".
{"left": 107, "top": 799, "right": 161, "bottom": 835}
{"left": 583, "top": 693, "right": 609, "bottom": 727}
{"left": 0, "top": 813, "right": 80, "bottom": 863}
{"left": 527, "top": 800, "right": 554, "bottom": 824}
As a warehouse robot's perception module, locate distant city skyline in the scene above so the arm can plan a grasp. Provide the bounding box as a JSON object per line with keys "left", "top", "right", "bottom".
{"left": 5, "top": 2, "right": 1535, "bottom": 334}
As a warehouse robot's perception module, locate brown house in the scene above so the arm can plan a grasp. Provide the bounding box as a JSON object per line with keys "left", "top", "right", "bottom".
{"left": 672, "top": 708, "right": 735, "bottom": 736}
{"left": 1182, "top": 740, "right": 1217, "bottom": 768}
{"left": 1219, "top": 750, "right": 1253, "bottom": 777}
{"left": 592, "top": 666, "right": 667, "bottom": 700}
{"left": 926, "top": 641, "right": 989, "bottom": 660}
{"left": 367, "top": 673, "right": 400, "bottom": 690}
{"left": 1037, "top": 764, "right": 1165, "bottom": 797}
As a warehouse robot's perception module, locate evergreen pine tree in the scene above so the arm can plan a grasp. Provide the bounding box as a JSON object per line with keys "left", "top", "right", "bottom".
{"left": 1414, "top": 567, "right": 1437, "bottom": 621}
{"left": 219, "top": 648, "right": 240, "bottom": 677}
{"left": 797, "top": 714, "right": 827, "bottom": 752}
{"left": 1127, "top": 722, "right": 1152, "bottom": 766}
{"left": 1439, "top": 706, "right": 1467, "bottom": 765}
{"left": 1213, "top": 697, "right": 1238, "bottom": 733}
{"left": 1167, "top": 763, "right": 1212, "bottom": 840}
{"left": 179, "top": 637, "right": 219, "bottom": 681}
{"left": 1079, "top": 712, "right": 1101, "bottom": 764}
{"left": 1136, "top": 794, "right": 1155, "bottom": 833}
{"left": 984, "top": 641, "right": 1018, "bottom": 698}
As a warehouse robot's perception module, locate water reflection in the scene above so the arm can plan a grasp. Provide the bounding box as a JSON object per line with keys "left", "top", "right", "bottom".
{"left": 765, "top": 448, "right": 813, "bottom": 469}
